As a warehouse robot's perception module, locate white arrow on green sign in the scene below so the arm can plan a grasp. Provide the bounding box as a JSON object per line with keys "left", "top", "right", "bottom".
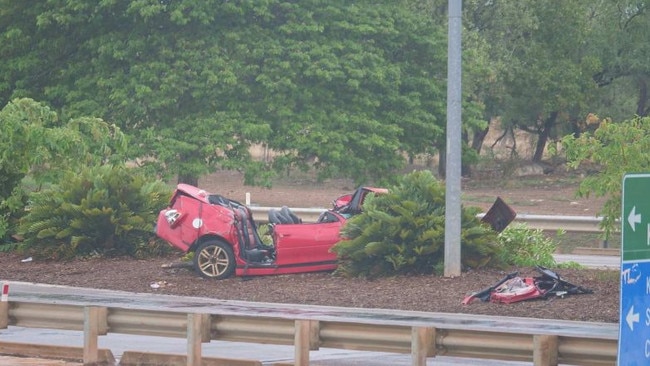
{"left": 622, "top": 174, "right": 650, "bottom": 261}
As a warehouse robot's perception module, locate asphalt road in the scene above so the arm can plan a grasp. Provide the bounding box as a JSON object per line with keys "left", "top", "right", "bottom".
{"left": 0, "top": 328, "right": 530, "bottom": 366}
{"left": 554, "top": 253, "right": 619, "bottom": 269}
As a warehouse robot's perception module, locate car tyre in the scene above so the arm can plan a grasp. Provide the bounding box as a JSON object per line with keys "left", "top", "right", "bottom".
{"left": 193, "top": 240, "right": 236, "bottom": 279}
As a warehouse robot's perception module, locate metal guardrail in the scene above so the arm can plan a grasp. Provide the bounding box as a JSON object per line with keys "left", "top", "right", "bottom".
{"left": 250, "top": 206, "right": 610, "bottom": 233}
{"left": 0, "top": 299, "right": 617, "bottom": 366}
{"left": 512, "top": 213, "right": 607, "bottom": 233}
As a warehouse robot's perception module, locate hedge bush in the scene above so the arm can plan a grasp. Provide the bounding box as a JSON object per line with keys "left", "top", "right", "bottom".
{"left": 18, "top": 164, "right": 172, "bottom": 259}
{"left": 332, "top": 170, "right": 502, "bottom": 278}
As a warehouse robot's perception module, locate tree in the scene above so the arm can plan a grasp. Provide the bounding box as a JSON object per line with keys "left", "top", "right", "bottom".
{"left": 0, "top": 1, "right": 48, "bottom": 103}
{"left": 460, "top": 1, "right": 605, "bottom": 163}
{"left": 1, "top": 1, "right": 449, "bottom": 186}
{"left": 561, "top": 116, "right": 650, "bottom": 238}
{"left": 404, "top": 0, "right": 494, "bottom": 177}
{"left": 461, "top": 0, "right": 536, "bottom": 156}
{"left": 587, "top": 1, "right": 650, "bottom": 120}
{"left": 0, "top": 98, "right": 126, "bottom": 241}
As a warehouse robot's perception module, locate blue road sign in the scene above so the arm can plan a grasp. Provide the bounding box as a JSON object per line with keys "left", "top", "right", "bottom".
{"left": 619, "top": 174, "right": 650, "bottom": 365}
{"left": 619, "top": 261, "right": 650, "bottom": 365}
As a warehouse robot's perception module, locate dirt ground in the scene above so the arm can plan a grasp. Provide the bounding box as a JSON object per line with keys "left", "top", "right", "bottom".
{"left": 199, "top": 168, "right": 607, "bottom": 216}
{"left": 0, "top": 168, "right": 620, "bottom": 323}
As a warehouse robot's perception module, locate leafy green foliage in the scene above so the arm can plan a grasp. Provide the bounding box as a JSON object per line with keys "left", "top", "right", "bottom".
{"left": 496, "top": 223, "right": 562, "bottom": 267}
{"left": 0, "top": 98, "right": 128, "bottom": 242}
{"left": 5, "top": 0, "right": 648, "bottom": 187}
{"left": 459, "top": 0, "right": 647, "bottom": 163}
{"left": 18, "top": 165, "right": 172, "bottom": 259}
{"left": 0, "top": 99, "right": 57, "bottom": 241}
{"left": 584, "top": 1, "right": 650, "bottom": 119}
{"left": 1, "top": 1, "right": 449, "bottom": 186}
{"left": 331, "top": 170, "right": 501, "bottom": 278}
{"left": 561, "top": 116, "right": 650, "bottom": 238}
{"left": 493, "top": 0, "right": 601, "bottom": 161}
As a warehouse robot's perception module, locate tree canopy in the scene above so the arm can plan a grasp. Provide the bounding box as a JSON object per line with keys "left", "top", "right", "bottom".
{"left": 1, "top": 1, "right": 650, "bottom": 185}
{"left": 0, "top": 0, "right": 448, "bottom": 185}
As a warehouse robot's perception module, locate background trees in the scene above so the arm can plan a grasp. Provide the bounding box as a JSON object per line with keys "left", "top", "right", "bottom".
{"left": 3, "top": 1, "right": 649, "bottom": 184}
{"left": 0, "top": 0, "right": 450, "bottom": 186}
{"left": 462, "top": 0, "right": 602, "bottom": 162}
{"left": 587, "top": 1, "right": 650, "bottom": 120}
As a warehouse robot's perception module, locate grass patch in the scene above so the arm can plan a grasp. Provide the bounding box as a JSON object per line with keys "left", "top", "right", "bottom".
{"left": 549, "top": 231, "right": 620, "bottom": 254}
{"left": 595, "top": 270, "right": 619, "bottom": 281}
{"left": 461, "top": 194, "right": 501, "bottom": 204}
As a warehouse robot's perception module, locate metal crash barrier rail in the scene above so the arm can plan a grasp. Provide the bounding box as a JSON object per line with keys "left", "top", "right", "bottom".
{"left": 0, "top": 299, "right": 618, "bottom": 366}
{"left": 250, "top": 206, "right": 610, "bottom": 233}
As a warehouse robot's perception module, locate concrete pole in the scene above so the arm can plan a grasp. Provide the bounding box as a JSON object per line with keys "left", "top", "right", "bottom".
{"left": 444, "top": 0, "right": 462, "bottom": 277}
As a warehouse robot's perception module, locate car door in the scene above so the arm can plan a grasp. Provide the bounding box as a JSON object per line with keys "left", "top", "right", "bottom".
{"left": 272, "top": 216, "right": 343, "bottom": 266}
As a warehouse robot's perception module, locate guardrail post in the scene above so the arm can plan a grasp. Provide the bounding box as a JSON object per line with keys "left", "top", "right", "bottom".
{"left": 187, "top": 313, "right": 210, "bottom": 366}
{"left": 0, "top": 301, "right": 7, "bottom": 329}
{"left": 0, "top": 283, "right": 8, "bottom": 329}
{"left": 83, "top": 306, "right": 108, "bottom": 365}
{"left": 294, "top": 319, "right": 319, "bottom": 366}
{"left": 411, "top": 326, "right": 436, "bottom": 366}
{"left": 533, "top": 334, "right": 558, "bottom": 366}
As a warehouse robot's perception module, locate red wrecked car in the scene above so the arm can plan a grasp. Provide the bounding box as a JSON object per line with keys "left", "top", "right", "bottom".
{"left": 155, "top": 184, "right": 385, "bottom": 279}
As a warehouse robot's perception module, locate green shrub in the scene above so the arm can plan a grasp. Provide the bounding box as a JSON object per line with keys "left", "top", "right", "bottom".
{"left": 560, "top": 116, "right": 650, "bottom": 240}
{"left": 0, "top": 182, "right": 31, "bottom": 244}
{"left": 497, "top": 223, "right": 562, "bottom": 267}
{"left": 17, "top": 164, "right": 172, "bottom": 259}
{"left": 331, "top": 170, "right": 502, "bottom": 278}
{"left": 1, "top": 98, "right": 128, "bottom": 245}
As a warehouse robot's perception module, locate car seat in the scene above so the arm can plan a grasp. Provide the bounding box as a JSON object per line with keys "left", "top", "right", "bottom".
{"left": 268, "top": 206, "right": 301, "bottom": 224}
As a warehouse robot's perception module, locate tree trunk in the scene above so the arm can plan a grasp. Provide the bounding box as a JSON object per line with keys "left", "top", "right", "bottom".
{"left": 177, "top": 173, "right": 199, "bottom": 187}
{"left": 438, "top": 148, "right": 446, "bottom": 178}
{"left": 461, "top": 160, "right": 471, "bottom": 177}
{"left": 637, "top": 78, "right": 648, "bottom": 117}
{"left": 471, "top": 126, "right": 489, "bottom": 153}
{"left": 532, "top": 111, "right": 557, "bottom": 163}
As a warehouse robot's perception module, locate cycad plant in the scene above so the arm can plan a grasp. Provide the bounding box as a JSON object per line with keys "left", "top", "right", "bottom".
{"left": 332, "top": 170, "right": 502, "bottom": 278}
{"left": 18, "top": 164, "right": 171, "bottom": 259}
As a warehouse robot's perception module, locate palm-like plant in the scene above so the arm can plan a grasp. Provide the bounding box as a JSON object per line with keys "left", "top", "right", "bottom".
{"left": 18, "top": 165, "right": 171, "bottom": 259}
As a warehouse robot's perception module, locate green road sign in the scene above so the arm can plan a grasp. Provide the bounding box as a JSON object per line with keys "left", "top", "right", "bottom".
{"left": 622, "top": 174, "right": 650, "bottom": 261}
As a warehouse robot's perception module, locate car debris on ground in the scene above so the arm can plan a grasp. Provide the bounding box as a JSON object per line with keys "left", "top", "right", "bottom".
{"left": 462, "top": 265, "right": 594, "bottom": 305}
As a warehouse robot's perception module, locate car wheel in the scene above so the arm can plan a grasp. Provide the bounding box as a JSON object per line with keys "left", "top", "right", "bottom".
{"left": 193, "top": 240, "right": 236, "bottom": 279}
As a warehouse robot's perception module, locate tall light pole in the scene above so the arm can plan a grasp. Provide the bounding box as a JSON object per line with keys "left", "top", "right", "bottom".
{"left": 444, "top": 0, "right": 462, "bottom": 277}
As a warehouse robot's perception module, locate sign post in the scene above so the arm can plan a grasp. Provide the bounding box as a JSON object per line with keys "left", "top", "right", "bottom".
{"left": 619, "top": 173, "right": 650, "bottom": 365}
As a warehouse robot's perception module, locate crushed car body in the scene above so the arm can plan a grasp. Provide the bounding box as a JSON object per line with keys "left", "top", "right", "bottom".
{"left": 155, "top": 184, "right": 384, "bottom": 279}
{"left": 462, "top": 266, "right": 593, "bottom": 305}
